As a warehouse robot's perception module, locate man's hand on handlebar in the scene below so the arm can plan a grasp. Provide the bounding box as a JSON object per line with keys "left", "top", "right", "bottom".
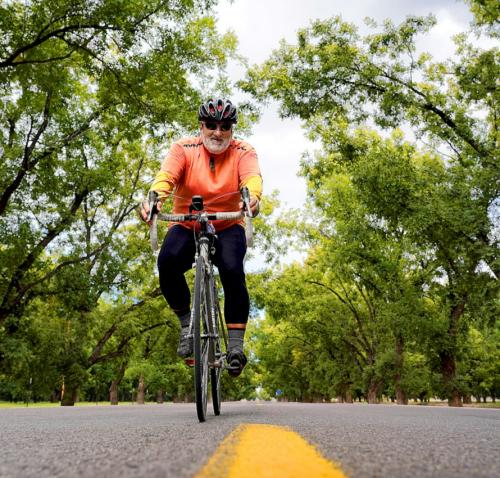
{"left": 239, "top": 196, "right": 259, "bottom": 217}
{"left": 140, "top": 198, "right": 163, "bottom": 225}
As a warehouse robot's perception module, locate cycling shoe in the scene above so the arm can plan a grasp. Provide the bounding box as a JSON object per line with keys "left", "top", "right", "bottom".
{"left": 226, "top": 349, "right": 247, "bottom": 377}
{"left": 177, "top": 327, "right": 193, "bottom": 358}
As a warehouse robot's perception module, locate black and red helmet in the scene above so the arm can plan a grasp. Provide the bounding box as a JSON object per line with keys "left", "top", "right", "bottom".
{"left": 198, "top": 98, "right": 238, "bottom": 123}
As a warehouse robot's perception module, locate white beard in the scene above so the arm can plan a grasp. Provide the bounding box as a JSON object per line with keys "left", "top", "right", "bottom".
{"left": 201, "top": 132, "right": 231, "bottom": 155}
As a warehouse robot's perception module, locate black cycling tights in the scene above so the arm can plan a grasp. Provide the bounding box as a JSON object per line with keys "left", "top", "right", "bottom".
{"left": 157, "top": 224, "right": 249, "bottom": 325}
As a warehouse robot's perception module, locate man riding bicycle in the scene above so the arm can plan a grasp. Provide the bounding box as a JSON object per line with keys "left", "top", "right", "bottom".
{"left": 141, "top": 98, "right": 262, "bottom": 377}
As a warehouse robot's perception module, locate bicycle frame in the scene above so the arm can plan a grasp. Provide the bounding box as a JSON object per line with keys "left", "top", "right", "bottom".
{"left": 194, "top": 215, "right": 225, "bottom": 369}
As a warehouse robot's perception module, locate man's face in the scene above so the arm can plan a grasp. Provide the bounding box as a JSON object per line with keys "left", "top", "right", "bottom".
{"left": 200, "top": 121, "right": 233, "bottom": 154}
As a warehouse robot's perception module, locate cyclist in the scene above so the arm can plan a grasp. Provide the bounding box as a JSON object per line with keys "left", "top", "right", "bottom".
{"left": 141, "top": 98, "right": 262, "bottom": 377}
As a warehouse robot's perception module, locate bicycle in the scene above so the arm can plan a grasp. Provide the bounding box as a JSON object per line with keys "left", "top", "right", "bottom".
{"left": 147, "top": 188, "right": 253, "bottom": 422}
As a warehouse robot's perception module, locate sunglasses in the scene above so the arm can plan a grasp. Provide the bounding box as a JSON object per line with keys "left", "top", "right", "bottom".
{"left": 204, "top": 121, "right": 232, "bottom": 131}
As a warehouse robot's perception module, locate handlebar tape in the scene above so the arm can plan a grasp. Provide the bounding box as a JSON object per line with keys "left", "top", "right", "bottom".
{"left": 157, "top": 211, "right": 243, "bottom": 222}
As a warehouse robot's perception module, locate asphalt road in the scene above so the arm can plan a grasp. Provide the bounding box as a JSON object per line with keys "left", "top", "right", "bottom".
{"left": 0, "top": 402, "right": 499, "bottom": 477}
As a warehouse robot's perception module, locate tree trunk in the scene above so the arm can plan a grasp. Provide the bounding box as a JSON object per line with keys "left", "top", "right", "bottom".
{"left": 394, "top": 334, "right": 408, "bottom": 405}
{"left": 462, "top": 394, "right": 472, "bottom": 404}
{"left": 396, "top": 389, "right": 408, "bottom": 405}
{"left": 109, "top": 362, "right": 127, "bottom": 405}
{"left": 367, "top": 379, "right": 379, "bottom": 404}
{"left": 109, "top": 381, "right": 119, "bottom": 405}
{"left": 345, "top": 390, "right": 353, "bottom": 403}
{"left": 440, "top": 350, "right": 462, "bottom": 407}
{"left": 157, "top": 389, "right": 164, "bottom": 404}
{"left": 61, "top": 386, "right": 78, "bottom": 406}
{"left": 440, "top": 298, "right": 466, "bottom": 407}
{"left": 136, "top": 375, "right": 145, "bottom": 405}
{"left": 50, "top": 390, "right": 60, "bottom": 403}
{"left": 338, "top": 382, "right": 353, "bottom": 404}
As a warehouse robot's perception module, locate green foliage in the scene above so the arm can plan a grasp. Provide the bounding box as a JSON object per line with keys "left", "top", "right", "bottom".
{"left": 465, "top": 0, "right": 500, "bottom": 34}
{"left": 2, "top": 0, "right": 498, "bottom": 408}
{"left": 0, "top": 0, "right": 236, "bottom": 324}
{"left": 242, "top": 3, "right": 499, "bottom": 405}
{"left": 0, "top": 0, "right": 240, "bottom": 404}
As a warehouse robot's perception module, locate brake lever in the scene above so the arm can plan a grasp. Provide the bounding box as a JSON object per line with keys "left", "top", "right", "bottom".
{"left": 240, "top": 186, "right": 254, "bottom": 247}
{"left": 147, "top": 191, "right": 159, "bottom": 252}
{"left": 240, "top": 186, "right": 253, "bottom": 218}
{"left": 146, "top": 190, "right": 159, "bottom": 222}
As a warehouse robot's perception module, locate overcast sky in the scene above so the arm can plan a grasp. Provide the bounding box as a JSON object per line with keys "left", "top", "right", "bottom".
{"left": 214, "top": 0, "right": 477, "bottom": 211}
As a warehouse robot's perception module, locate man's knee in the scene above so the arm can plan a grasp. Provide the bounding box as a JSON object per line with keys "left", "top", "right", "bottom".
{"left": 157, "top": 247, "right": 181, "bottom": 270}
{"left": 157, "top": 227, "right": 193, "bottom": 273}
{"left": 219, "top": 262, "right": 245, "bottom": 285}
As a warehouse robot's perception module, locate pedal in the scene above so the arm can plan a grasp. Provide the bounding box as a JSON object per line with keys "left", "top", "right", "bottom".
{"left": 184, "top": 358, "right": 195, "bottom": 367}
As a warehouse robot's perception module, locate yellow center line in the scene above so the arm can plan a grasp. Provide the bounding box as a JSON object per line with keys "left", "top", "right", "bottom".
{"left": 195, "top": 424, "right": 347, "bottom": 478}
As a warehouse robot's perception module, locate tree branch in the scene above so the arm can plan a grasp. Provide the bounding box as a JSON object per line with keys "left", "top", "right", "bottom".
{"left": 89, "top": 322, "right": 167, "bottom": 366}
{"left": 371, "top": 64, "right": 489, "bottom": 157}
{"left": 0, "top": 23, "right": 123, "bottom": 68}
{"left": 308, "top": 279, "right": 373, "bottom": 355}
{"left": 0, "top": 106, "right": 105, "bottom": 217}
{"left": 0, "top": 188, "right": 89, "bottom": 323}
{"left": 341, "top": 337, "right": 367, "bottom": 369}
{"left": 22, "top": 244, "right": 108, "bottom": 293}
{"left": 354, "top": 280, "right": 376, "bottom": 322}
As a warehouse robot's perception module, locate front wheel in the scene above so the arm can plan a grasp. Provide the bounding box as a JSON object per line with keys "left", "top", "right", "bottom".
{"left": 193, "top": 256, "right": 209, "bottom": 422}
{"left": 208, "top": 276, "right": 223, "bottom": 416}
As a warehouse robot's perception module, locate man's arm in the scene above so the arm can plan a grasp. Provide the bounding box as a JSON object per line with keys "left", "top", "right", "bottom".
{"left": 242, "top": 175, "right": 263, "bottom": 201}
{"left": 238, "top": 142, "right": 263, "bottom": 216}
{"left": 140, "top": 143, "right": 185, "bottom": 222}
{"left": 140, "top": 172, "right": 174, "bottom": 223}
{"left": 240, "top": 175, "right": 263, "bottom": 216}
{"left": 150, "top": 172, "right": 175, "bottom": 200}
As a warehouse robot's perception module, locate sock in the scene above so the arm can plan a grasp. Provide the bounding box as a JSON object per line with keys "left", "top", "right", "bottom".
{"left": 178, "top": 311, "right": 190, "bottom": 329}
{"left": 228, "top": 328, "right": 245, "bottom": 352}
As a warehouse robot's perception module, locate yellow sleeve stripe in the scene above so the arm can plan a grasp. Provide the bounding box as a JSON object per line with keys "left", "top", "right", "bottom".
{"left": 241, "top": 175, "right": 263, "bottom": 200}
{"left": 150, "top": 172, "right": 174, "bottom": 199}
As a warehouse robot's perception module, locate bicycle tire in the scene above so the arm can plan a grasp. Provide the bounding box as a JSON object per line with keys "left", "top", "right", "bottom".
{"left": 210, "top": 277, "right": 221, "bottom": 415}
{"left": 211, "top": 367, "right": 221, "bottom": 415}
{"left": 193, "top": 256, "right": 209, "bottom": 422}
{"left": 206, "top": 274, "right": 223, "bottom": 416}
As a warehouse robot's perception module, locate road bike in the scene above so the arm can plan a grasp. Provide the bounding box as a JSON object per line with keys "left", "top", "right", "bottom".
{"left": 147, "top": 188, "right": 253, "bottom": 422}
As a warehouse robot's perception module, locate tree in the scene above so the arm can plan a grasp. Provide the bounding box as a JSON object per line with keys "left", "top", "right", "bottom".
{"left": 0, "top": 0, "right": 241, "bottom": 404}
{"left": 465, "top": 0, "right": 500, "bottom": 33}
{"left": 0, "top": 0, "right": 237, "bottom": 325}
{"left": 242, "top": 7, "right": 498, "bottom": 405}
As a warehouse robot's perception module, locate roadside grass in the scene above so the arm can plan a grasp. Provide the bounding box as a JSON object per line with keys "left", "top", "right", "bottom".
{"left": 418, "top": 400, "right": 499, "bottom": 408}
{"left": 0, "top": 401, "right": 146, "bottom": 408}
{"left": 1, "top": 400, "right": 498, "bottom": 409}
{"left": 466, "top": 402, "right": 500, "bottom": 409}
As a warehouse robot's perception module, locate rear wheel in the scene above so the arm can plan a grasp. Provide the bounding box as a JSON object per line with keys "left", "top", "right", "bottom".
{"left": 193, "top": 257, "right": 209, "bottom": 422}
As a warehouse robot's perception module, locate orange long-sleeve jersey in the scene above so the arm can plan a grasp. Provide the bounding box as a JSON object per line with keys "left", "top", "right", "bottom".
{"left": 151, "top": 136, "right": 263, "bottom": 231}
